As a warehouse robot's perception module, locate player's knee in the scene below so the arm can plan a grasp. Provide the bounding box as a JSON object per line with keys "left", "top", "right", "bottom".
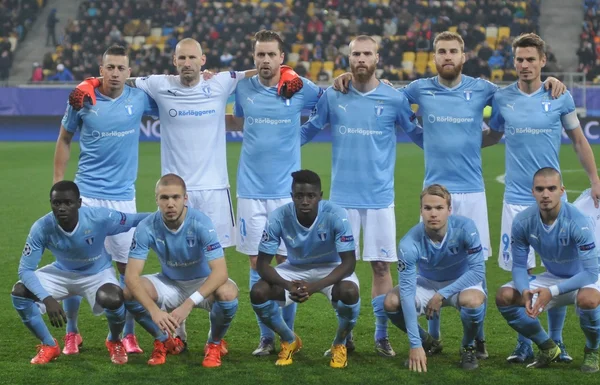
{"left": 215, "top": 281, "right": 239, "bottom": 302}
{"left": 333, "top": 281, "right": 359, "bottom": 304}
{"left": 96, "top": 283, "right": 124, "bottom": 310}
{"left": 275, "top": 254, "right": 287, "bottom": 265}
{"left": 384, "top": 288, "right": 400, "bottom": 312}
{"left": 11, "top": 282, "right": 30, "bottom": 298}
{"left": 495, "top": 287, "right": 518, "bottom": 307}
{"left": 458, "top": 290, "right": 486, "bottom": 308}
{"left": 370, "top": 261, "right": 391, "bottom": 278}
{"left": 122, "top": 286, "right": 134, "bottom": 301}
{"left": 577, "top": 289, "right": 600, "bottom": 309}
{"left": 249, "top": 280, "right": 270, "bottom": 304}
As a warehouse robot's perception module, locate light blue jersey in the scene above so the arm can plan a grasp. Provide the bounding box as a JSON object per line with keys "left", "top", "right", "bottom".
{"left": 234, "top": 76, "right": 323, "bottom": 199}
{"left": 512, "top": 202, "right": 599, "bottom": 295}
{"left": 18, "top": 207, "right": 149, "bottom": 300}
{"left": 259, "top": 200, "right": 355, "bottom": 265}
{"left": 62, "top": 86, "right": 158, "bottom": 200}
{"left": 129, "top": 208, "right": 224, "bottom": 281}
{"left": 490, "top": 83, "right": 580, "bottom": 205}
{"left": 397, "top": 215, "right": 485, "bottom": 348}
{"left": 402, "top": 76, "right": 497, "bottom": 193}
{"left": 301, "top": 84, "right": 419, "bottom": 208}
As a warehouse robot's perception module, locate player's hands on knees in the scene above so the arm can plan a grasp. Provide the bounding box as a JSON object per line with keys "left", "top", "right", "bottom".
{"left": 288, "top": 280, "right": 310, "bottom": 303}
{"left": 425, "top": 293, "right": 444, "bottom": 320}
{"left": 528, "top": 288, "right": 551, "bottom": 318}
{"left": 522, "top": 289, "right": 535, "bottom": 317}
{"left": 332, "top": 72, "right": 352, "bottom": 93}
{"left": 201, "top": 70, "right": 214, "bottom": 80}
{"left": 408, "top": 347, "right": 428, "bottom": 373}
{"left": 69, "top": 77, "right": 101, "bottom": 110}
{"left": 278, "top": 65, "right": 303, "bottom": 99}
{"left": 170, "top": 301, "right": 194, "bottom": 325}
{"left": 544, "top": 77, "right": 566, "bottom": 99}
{"left": 43, "top": 297, "right": 67, "bottom": 328}
{"left": 151, "top": 309, "right": 179, "bottom": 336}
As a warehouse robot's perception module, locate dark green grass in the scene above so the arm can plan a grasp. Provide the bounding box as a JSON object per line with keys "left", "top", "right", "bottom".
{"left": 0, "top": 142, "right": 598, "bottom": 385}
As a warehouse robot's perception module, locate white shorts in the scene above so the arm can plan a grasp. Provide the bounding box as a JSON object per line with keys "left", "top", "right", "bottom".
{"left": 499, "top": 202, "right": 536, "bottom": 271}
{"left": 412, "top": 276, "right": 486, "bottom": 315}
{"left": 502, "top": 271, "right": 600, "bottom": 311}
{"left": 346, "top": 205, "right": 396, "bottom": 262}
{"left": 236, "top": 197, "right": 291, "bottom": 256}
{"left": 187, "top": 189, "right": 235, "bottom": 248}
{"left": 573, "top": 188, "right": 600, "bottom": 242}
{"left": 81, "top": 196, "right": 136, "bottom": 264}
{"left": 144, "top": 272, "right": 238, "bottom": 311}
{"left": 274, "top": 262, "right": 360, "bottom": 307}
{"left": 451, "top": 192, "right": 491, "bottom": 259}
{"left": 32, "top": 265, "right": 119, "bottom": 315}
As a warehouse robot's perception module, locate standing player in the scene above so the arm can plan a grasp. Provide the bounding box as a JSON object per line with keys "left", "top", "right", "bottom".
{"left": 11, "top": 181, "right": 150, "bottom": 364}
{"left": 484, "top": 33, "right": 600, "bottom": 363}
{"left": 125, "top": 174, "right": 238, "bottom": 367}
{"left": 496, "top": 168, "right": 600, "bottom": 372}
{"left": 301, "top": 35, "right": 422, "bottom": 357}
{"left": 333, "top": 32, "right": 566, "bottom": 355}
{"left": 250, "top": 170, "right": 360, "bottom": 368}
{"left": 384, "top": 184, "right": 486, "bottom": 372}
{"left": 54, "top": 45, "right": 158, "bottom": 354}
{"left": 233, "top": 30, "right": 323, "bottom": 356}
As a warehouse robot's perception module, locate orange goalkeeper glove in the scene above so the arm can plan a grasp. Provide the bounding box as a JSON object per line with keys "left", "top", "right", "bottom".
{"left": 69, "top": 77, "right": 101, "bottom": 110}
{"left": 277, "top": 65, "right": 303, "bottom": 99}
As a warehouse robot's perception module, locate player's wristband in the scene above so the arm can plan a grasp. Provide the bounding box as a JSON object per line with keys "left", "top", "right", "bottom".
{"left": 548, "top": 285, "right": 560, "bottom": 298}
{"left": 189, "top": 292, "right": 205, "bottom": 305}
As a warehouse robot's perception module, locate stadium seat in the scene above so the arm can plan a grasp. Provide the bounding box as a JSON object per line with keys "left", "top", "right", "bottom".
{"left": 491, "top": 69, "right": 504, "bottom": 81}
{"left": 150, "top": 27, "right": 162, "bottom": 37}
{"left": 402, "top": 60, "right": 414, "bottom": 71}
{"left": 123, "top": 36, "right": 133, "bottom": 44}
{"left": 486, "top": 37, "right": 497, "bottom": 48}
{"left": 372, "top": 35, "right": 382, "bottom": 45}
{"left": 323, "top": 61, "right": 334, "bottom": 71}
{"left": 287, "top": 52, "right": 300, "bottom": 64}
{"left": 486, "top": 26, "right": 498, "bottom": 38}
{"left": 291, "top": 43, "right": 302, "bottom": 54}
{"left": 448, "top": 26, "right": 458, "bottom": 33}
{"left": 428, "top": 61, "right": 437, "bottom": 74}
{"left": 333, "top": 68, "right": 346, "bottom": 78}
{"left": 498, "top": 27, "right": 510, "bottom": 39}
{"left": 416, "top": 52, "right": 429, "bottom": 64}
{"left": 415, "top": 61, "right": 427, "bottom": 74}
{"left": 8, "top": 36, "right": 17, "bottom": 51}
{"left": 402, "top": 51, "right": 416, "bottom": 63}
{"left": 133, "top": 36, "right": 146, "bottom": 46}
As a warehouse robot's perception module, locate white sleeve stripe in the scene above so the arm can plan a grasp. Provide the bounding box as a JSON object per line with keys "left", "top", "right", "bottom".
{"left": 561, "top": 110, "right": 580, "bottom": 130}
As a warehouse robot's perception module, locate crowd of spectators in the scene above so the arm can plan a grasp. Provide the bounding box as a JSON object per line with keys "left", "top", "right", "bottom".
{"left": 579, "top": 0, "right": 600, "bottom": 82}
{"left": 34, "top": 0, "right": 543, "bottom": 83}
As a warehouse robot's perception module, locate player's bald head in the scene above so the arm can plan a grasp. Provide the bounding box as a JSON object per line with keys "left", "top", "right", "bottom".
{"left": 175, "top": 38, "right": 203, "bottom": 55}
{"left": 533, "top": 167, "right": 562, "bottom": 185}
{"left": 156, "top": 174, "right": 187, "bottom": 194}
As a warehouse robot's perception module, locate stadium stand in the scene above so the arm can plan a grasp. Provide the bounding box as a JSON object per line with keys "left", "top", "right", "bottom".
{"left": 37, "top": 0, "right": 544, "bottom": 82}
{"left": 0, "top": 0, "right": 44, "bottom": 82}
{"left": 580, "top": 0, "right": 600, "bottom": 82}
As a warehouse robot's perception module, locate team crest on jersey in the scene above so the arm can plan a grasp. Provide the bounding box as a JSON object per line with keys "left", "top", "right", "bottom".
{"left": 449, "top": 244, "right": 459, "bottom": 255}
{"left": 464, "top": 90, "right": 472, "bottom": 101}
{"left": 374, "top": 105, "right": 384, "bottom": 116}
{"left": 318, "top": 231, "right": 327, "bottom": 241}
{"left": 85, "top": 237, "right": 94, "bottom": 245}
{"left": 125, "top": 104, "right": 133, "bottom": 115}
{"left": 201, "top": 84, "right": 211, "bottom": 97}
{"left": 186, "top": 231, "right": 196, "bottom": 247}
{"left": 542, "top": 100, "right": 551, "bottom": 112}
{"left": 22, "top": 243, "right": 32, "bottom": 257}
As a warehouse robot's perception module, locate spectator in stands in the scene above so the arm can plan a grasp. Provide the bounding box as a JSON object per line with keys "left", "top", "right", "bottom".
{"left": 477, "top": 41, "right": 493, "bottom": 62}
{"left": 317, "top": 65, "right": 330, "bottom": 82}
{"left": 479, "top": 58, "right": 491, "bottom": 80}
{"left": 109, "top": 25, "right": 122, "bottom": 44}
{"left": 383, "top": 18, "right": 397, "bottom": 38}
{"left": 46, "top": 8, "right": 59, "bottom": 47}
{"left": 31, "top": 62, "right": 43, "bottom": 82}
{"left": 294, "top": 63, "right": 308, "bottom": 78}
{"left": 381, "top": 65, "right": 400, "bottom": 81}
{"left": 578, "top": 41, "right": 596, "bottom": 70}
{"left": 48, "top": 63, "right": 74, "bottom": 82}
{"left": 488, "top": 50, "right": 505, "bottom": 69}
{"left": 0, "top": 49, "right": 11, "bottom": 83}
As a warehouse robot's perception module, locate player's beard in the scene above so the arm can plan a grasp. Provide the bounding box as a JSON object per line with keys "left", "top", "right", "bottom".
{"left": 351, "top": 62, "right": 376, "bottom": 83}
{"left": 258, "top": 66, "right": 275, "bottom": 82}
{"left": 436, "top": 61, "right": 463, "bottom": 81}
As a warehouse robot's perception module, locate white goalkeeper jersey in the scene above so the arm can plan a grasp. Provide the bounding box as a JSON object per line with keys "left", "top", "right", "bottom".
{"left": 135, "top": 71, "right": 244, "bottom": 191}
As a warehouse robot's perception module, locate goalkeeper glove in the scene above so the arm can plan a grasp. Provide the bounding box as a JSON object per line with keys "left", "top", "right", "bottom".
{"left": 69, "top": 77, "right": 101, "bottom": 110}
{"left": 277, "top": 65, "right": 303, "bottom": 99}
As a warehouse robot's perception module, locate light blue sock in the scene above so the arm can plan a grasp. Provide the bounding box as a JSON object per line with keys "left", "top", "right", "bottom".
{"left": 12, "top": 295, "right": 56, "bottom": 346}
{"left": 547, "top": 306, "right": 567, "bottom": 342}
{"left": 427, "top": 315, "right": 441, "bottom": 340}
{"left": 105, "top": 304, "right": 126, "bottom": 342}
{"left": 386, "top": 307, "right": 429, "bottom": 341}
{"left": 498, "top": 305, "right": 550, "bottom": 346}
{"left": 124, "top": 300, "right": 167, "bottom": 342}
{"left": 119, "top": 274, "right": 135, "bottom": 337}
{"left": 209, "top": 299, "right": 238, "bottom": 343}
{"left": 372, "top": 295, "right": 388, "bottom": 341}
{"left": 476, "top": 279, "right": 488, "bottom": 341}
{"left": 251, "top": 300, "right": 295, "bottom": 343}
{"left": 517, "top": 332, "right": 533, "bottom": 345}
{"left": 63, "top": 296, "right": 82, "bottom": 334}
{"left": 333, "top": 299, "right": 360, "bottom": 345}
{"left": 282, "top": 301, "right": 297, "bottom": 331}
{"left": 460, "top": 304, "right": 485, "bottom": 347}
{"left": 250, "top": 268, "right": 275, "bottom": 340}
{"left": 579, "top": 307, "right": 600, "bottom": 350}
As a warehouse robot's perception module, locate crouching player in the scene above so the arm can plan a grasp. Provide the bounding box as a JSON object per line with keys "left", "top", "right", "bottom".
{"left": 12, "top": 181, "right": 150, "bottom": 364}
{"left": 250, "top": 170, "right": 360, "bottom": 368}
{"left": 496, "top": 167, "right": 600, "bottom": 372}
{"left": 384, "top": 184, "right": 486, "bottom": 372}
{"left": 124, "top": 174, "right": 238, "bottom": 367}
